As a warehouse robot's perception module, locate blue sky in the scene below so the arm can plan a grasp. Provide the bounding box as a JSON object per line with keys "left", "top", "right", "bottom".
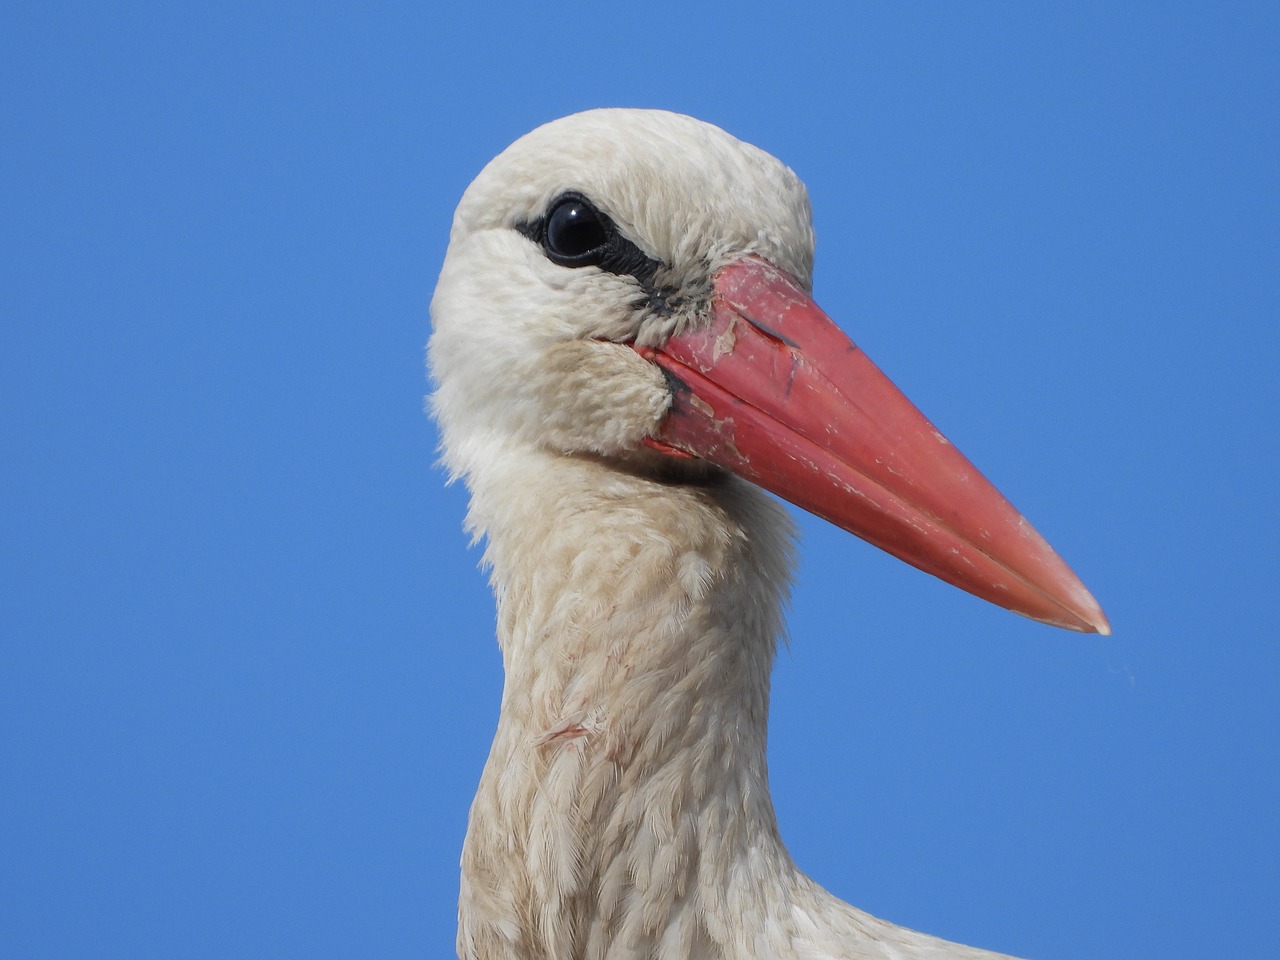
{"left": 2, "top": 2, "right": 1276, "bottom": 958}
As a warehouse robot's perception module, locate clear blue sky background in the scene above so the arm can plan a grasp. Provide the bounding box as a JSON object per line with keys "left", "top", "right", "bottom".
{"left": 3, "top": 3, "right": 1276, "bottom": 958}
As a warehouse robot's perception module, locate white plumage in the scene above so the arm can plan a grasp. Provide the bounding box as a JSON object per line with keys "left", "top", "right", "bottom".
{"left": 429, "top": 109, "right": 1105, "bottom": 960}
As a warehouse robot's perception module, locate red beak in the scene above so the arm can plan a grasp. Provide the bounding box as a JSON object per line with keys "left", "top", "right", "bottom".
{"left": 636, "top": 256, "right": 1109, "bottom": 634}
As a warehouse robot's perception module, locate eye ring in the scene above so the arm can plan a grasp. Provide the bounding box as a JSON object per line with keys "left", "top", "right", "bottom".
{"left": 514, "top": 193, "right": 665, "bottom": 285}
{"left": 542, "top": 195, "right": 612, "bottom": 267}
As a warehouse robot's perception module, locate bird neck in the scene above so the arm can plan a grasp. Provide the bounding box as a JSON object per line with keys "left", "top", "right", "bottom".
{"left": 458, "top": 448, "right": 808, "bottom": 958}
{"left": 454, "top": 448, "right": 1016, "bottom": 960}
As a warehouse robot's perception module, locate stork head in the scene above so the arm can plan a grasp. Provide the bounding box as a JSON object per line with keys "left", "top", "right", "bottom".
{"left": 429, "top": 109, "right": 1109, "bottom": 635}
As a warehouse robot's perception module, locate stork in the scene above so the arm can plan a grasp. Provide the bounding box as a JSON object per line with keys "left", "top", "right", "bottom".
{"left": 429, "top": 109, "right": 1108, "bottom": 960}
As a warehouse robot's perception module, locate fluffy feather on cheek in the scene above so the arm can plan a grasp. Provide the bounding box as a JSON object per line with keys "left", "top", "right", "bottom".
{"left": 525, "top": 340, "right": 670, "bottom": 456}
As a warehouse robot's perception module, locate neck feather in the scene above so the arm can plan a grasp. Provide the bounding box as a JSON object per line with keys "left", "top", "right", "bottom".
{"left": 455, "top": 447, "right": 1014, "bottom": 960}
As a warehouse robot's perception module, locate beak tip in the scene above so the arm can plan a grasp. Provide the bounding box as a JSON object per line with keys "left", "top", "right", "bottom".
{"left": 1065, "top": 590, "right": 1111, "bottom": 636}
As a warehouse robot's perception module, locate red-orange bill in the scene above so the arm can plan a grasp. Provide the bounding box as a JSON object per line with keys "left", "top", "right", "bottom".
{"left": 636, "top": 256, "right": 1109, "bottom": 634}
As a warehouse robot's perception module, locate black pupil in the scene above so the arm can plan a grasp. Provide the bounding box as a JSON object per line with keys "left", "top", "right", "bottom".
{"left": 546, "top": 200, "right": 607, "bottom": 259}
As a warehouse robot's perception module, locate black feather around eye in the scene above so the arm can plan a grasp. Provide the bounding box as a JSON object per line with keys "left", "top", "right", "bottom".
{"left": 516, "top": 193, "right": 663, "bottom": 286}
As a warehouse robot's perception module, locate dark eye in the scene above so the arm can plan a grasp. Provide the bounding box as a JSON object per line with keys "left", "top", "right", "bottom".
{"left": 544, "top": 197, "right": 610, "bottom": 264}
{"left": 515, "top": 194, "right": 664, "bottom": 283}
